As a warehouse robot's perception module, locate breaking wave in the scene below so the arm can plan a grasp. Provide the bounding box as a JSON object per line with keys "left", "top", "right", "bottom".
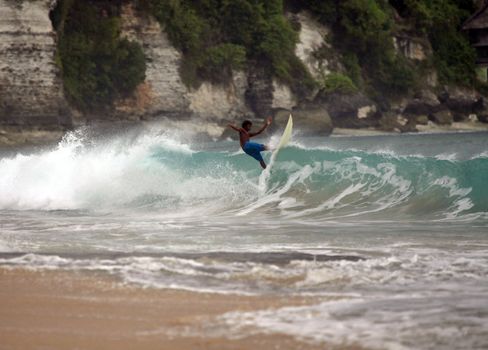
{"left": 0, "top": 127, "right": 487, "bottom": 222}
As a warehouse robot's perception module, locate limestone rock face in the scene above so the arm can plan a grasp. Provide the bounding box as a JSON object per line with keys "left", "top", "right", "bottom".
{"left": 273, "top": 107, "right": 332, "bottom": 136}
{"left": 0, "top": 0, "right": 68, "bottom": 127}
{"left": 246, "top": 66, "right": 273, "bottom": 118}
{"left": 188, "top": 71, "right": 252, "bottom": 121}
{"left": 393, "top": 36, "right": 430, "bottom": 61}
{"left": 415, "top": 115, "right": 429, "bottom": 125}
{"left": 316, "top": 92, "right": 377, "bottom": 128}
{"left": 298, "top": 106, "right": 332, "bottom": 136}
{"left": 272, "top": 80, "right": 297, "bottom": 110}
{"left": 267, "top": 11, "right": 337, "bottom": 114}
{"left": 438, "top": 87, "right": 482, "bottom": 116}
{"left": 478, "top": 113, "right": 488, "bottom": 123}
{"left": 393, "top": 34, "right": 437, "bottom": 87}
{"left": 404, "top": 90, "right": 442, "bottom": 116}
{"left": 429, "top": 109, "right": 453, "bottom": 125}
{"left": 295, "top": 11, "right": 330, "bottom": 79}
{"left": 119, "top": 3, "right": 190, "bottom": 116}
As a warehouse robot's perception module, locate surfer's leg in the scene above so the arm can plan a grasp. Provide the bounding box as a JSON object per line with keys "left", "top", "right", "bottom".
{"left": 244, "top": 143, "right": 267, "bottom": 168}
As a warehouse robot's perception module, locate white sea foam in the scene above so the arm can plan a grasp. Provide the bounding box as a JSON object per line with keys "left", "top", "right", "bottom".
{"left": 237, "top": 164, "right": 315, "bottom": 216}
{"left": 2, "top": 246, "right": 487, "bottom": 294}
{"left": 219, "top": 293, "right": 488, "bottom": 350}
{"left": 0, "top": 128, "right": 256, "bottom": 212}
{"left": 475, "top": 150, "right": 488, "bottom": 159}
{"left": 435, "top": 153, "right": 458, "bottom": 161}
{"left": 208, "top": 248, "right": 488, "bottom": 348}
{"left": 0, "top": 239, "right": 14, "bottom": 252}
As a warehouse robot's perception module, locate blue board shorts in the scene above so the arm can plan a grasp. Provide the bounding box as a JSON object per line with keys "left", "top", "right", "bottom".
{"left": 243, "top": 142, "right": 265, "bottom": 162}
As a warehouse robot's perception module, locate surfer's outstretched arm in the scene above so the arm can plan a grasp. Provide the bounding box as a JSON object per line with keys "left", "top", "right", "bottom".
{"left": 227, "top": 124, "right": 241, "bottom": 132}
{"left": 249, "top": 117, "right": 272, "bottom": 137}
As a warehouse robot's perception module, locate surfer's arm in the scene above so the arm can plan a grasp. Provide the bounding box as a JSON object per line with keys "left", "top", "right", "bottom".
{"left": 249, "top": 117, "right": 272, "bottom": 137}
{"left": 227, "top": 124, "right": 241, "bottom": 132}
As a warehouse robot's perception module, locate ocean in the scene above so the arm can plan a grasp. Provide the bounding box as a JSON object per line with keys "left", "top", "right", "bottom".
{"left": 0, "top": 125, "right": 487, "bottom": 349}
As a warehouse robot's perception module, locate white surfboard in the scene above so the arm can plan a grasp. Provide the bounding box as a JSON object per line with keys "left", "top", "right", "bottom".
{"left": 257, "top": 114, "right": 293, "bottom": 192}
{"left": 272, "top": 114, "right": 293, "bottom": 159}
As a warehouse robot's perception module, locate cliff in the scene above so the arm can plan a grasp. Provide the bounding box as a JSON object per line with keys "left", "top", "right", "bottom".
{"left": 117, "top": 3, "right": 257, "bottom": 124}
{"left": 0, "top": 0, "right": 487, "bottom": 147}
{"left": 116, "top": 3, "right": 189, "bottom": 118}
{"left": 0, "top": 0, "right": 68, "bottom": 129}
{"left": 0, "top": 0, "right": 70, "bottom": 145}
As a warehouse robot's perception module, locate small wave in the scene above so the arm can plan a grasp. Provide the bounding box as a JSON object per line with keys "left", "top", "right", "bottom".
{"left": 2, "top": 247, "right": 486, "bottom": 295}
{"left": 0, "top": 251, "right": 360, "bottom": 295}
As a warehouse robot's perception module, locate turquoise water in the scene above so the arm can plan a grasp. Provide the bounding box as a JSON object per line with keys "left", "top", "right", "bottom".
{"left": 0, "top": 126, "right": 487, "bottom": 349}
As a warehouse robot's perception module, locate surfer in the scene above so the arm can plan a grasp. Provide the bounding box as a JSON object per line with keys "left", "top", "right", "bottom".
{"left": 227, "top": 117, "right": 272, "bottom": 169}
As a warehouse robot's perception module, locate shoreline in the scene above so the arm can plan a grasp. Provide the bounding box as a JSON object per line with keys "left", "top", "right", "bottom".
{"left": 331, "top": 121, "right": 488, "bottom": 137}
{"left": 0, "top": 267, "right": 355, "bottom": 350}
{"left": 1, "top": 118, "right": 488, "bottom": 149}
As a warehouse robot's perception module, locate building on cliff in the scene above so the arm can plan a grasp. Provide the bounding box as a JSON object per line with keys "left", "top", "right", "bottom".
{"left": 463, "top": 1, "right": 488, "bottom": 81}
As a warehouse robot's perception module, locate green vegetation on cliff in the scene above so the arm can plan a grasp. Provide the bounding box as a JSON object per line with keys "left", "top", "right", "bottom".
{"left": 298, "top": 0, "right": 478, "bottom": 92}
{"left": 292, "top": 0, "right": 416, "bottom": 95}
{"left": 138, "top": 0, "right": 315, "bottom": 95}
{"left": 51, "top": 0, "right": 146, "bottom": 111}
{"left": 146, "top": 0, "right": 472, "bottom": 97}
{"left": 322, "top": 73, "right": 358, "bottom": 94}
{"left": 50, "top": 0, "right": 481, "bottom": 111}
{"left": 389, "top": 0, "right": 477, "bottom": 85}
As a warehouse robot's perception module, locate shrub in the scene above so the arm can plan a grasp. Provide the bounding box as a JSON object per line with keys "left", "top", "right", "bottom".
{"left": 149, "top": 0, "right": 206, "bottom": 53}
{"left": 112, "top": 39, "right": 147, "bottom": 95}
{"left": 376, "top": 53, "right": 417, "bottom": 94}
{"left": 322, "top": 72, "right": 358, "bottom": 94}
{"left": 342, "top": 53, "right": 363, "bottom": 87}
{"left": 339, "top": 0, "right": 391, "bottom": 54}
{"left": 221, "top": 0, "right": 261, "bottom": 49}
{"left": 294, "top": 0, "right": 339, "bottom": 23}
{"left": 199, "top": 43, "right": 246, "bottom": 82}
{"left": 255, "top": 14, "right": 299, "bottom": 81}
{"left": 54, "top": 0, "right": 146, "bottom": 110}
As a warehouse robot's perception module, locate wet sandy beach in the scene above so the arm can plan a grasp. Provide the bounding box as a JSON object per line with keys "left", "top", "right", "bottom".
{"left": 0, "top": 268, "right": 360, "bottom": 350}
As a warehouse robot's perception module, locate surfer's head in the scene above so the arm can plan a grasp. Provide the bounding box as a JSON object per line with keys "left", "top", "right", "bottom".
{"left": 242, "top": 120, "right": 252, "bottom": 131}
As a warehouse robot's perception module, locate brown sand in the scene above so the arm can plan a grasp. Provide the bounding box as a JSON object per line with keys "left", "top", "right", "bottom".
{"left": 0, "top": 268, "right": 363, "bottom": 350}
